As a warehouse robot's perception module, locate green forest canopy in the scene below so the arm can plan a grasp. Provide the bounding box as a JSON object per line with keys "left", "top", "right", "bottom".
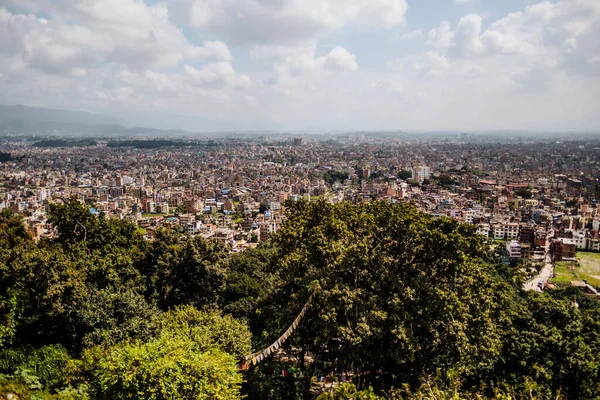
{"left": 0, "top": 199, "right": 599, "bottom": 399}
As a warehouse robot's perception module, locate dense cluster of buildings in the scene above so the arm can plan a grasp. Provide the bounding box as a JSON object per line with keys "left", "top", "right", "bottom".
{"left": 1, "top": 135, "right": 599, "bottom": 261}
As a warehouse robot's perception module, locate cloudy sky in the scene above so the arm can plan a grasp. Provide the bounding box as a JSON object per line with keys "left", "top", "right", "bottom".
{"left": 0, "top": 0, "right": 599, "bottom": 131}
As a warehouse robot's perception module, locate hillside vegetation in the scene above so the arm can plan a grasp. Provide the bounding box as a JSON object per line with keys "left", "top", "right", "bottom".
{"left": 0, "top": 199, "right": 599, "bottom": 399}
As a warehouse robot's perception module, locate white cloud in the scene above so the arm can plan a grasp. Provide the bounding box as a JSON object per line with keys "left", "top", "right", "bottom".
{"left": 563, "top": 38, "right": 577, "bottom": 53}
{"left": 398, "top": 29, "right": 423, "bottom": 40}
{"left": 252, "top": 42, "right": 358, "bottom": 76}
{"left": 512, "top": 66, "right": 553, "bottom": 94}
{"left": 172, "top": 0, "right": 407, "bottom": 45}
{"left": 116, "top": 70, "right": 180, "bottom": 93}
{"left": 358, "top": 0, "right": 408, "bottom": 27}
{"left": 427, "top": 21, "right": 453, "bottom": 50}
{"left": 0, "top": 2, "right": 200, "bottom": 72}
{"left": 185, "top": 62, "right": 236, "bottom": 87}
{"left": 386, "top": 58, "right": 404, "bottom": 71}
{"left": 69, "top": 67, "right": 87, "bottom": 77}
{"left": 185, "top": 40, "right": 233, "bottom": 61}
{"left": 0, "top": 0, "right": 599, "bottom": 131}
{"left": 426, "top": 0, "right": 600, "bottom": 77}
{"left": 368, "top": 78, "right": 405, "bottom": 95}
{"left": 393, "top": 51, "right": 449, "bottom": 78}
{"left": 321, "top": 47, "right": 358, "bottom": 72}
{"left": 452, "top": 14, "right": 487, "bottom": 57}
{"left": 427, "top": 14, "right": 534, "bottom": 58}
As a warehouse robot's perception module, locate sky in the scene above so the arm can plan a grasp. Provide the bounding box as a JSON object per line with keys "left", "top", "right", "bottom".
{"left": 0, "top": 0, "right": 599, "bottom": 132}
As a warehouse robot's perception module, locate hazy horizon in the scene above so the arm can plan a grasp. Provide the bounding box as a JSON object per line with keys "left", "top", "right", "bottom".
{"left": 3, "top": 103, "right": 600, "bottom": 136}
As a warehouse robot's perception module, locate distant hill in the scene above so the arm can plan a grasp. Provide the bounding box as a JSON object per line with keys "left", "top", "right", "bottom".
{"left": 0, "top": 104, "right": 203, "bottom": 136}
{"left": 0, "top": 119, "right": 127, "bottom": 135}
{"left": 0, "top": 104, "right": 260, "bottom": 136}
{"left": 0, "top": 104, "right": 128, "bottom": 136}
{"left": 0, "top": 104, "right": 125, "bottom": 126}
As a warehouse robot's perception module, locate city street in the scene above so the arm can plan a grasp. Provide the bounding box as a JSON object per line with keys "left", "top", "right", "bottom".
{"left": 524, "top": 254, "right": 554, "bottom": 291}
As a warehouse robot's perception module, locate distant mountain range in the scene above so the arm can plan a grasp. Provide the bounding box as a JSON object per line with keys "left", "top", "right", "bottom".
{"left": 0, "top": 104, "right": 126, "bottom": 126}
{"left": 0, "top": 104, "right": 125, "bottom": 136}
{"left": 0, "top": 104, "right": 195, "bottom": 136}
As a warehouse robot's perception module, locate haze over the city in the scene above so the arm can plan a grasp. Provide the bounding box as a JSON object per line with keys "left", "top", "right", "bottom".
{"left": 0, "top": 0, "right": 599, "bottom": 132}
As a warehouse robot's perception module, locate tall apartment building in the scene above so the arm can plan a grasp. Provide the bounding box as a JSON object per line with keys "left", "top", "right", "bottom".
{"left": 520, "top": 226, "right": 536, "bottom": 246}
{"left": 506, "top": 241, "right": 522, "bottom": 259}
{"left": 493, "top": 222, "right": 519, "bottom": 240}
{"left": 553, "top": 238, "right": 577, "bottom": 261}
{"left": 142, "top": 199, "right": 155, "bottom": 214}
{"left": 260, "top": 221, "right": 279, "bottom": 242}
{"left": 412, "top": 166, "right": 431, "bottom": 183}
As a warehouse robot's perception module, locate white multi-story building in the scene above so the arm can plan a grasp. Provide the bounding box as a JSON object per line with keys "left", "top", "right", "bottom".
{"left": 524, "top": 199, "right": 539, "bottom": 208}
{"left": 399, "top": 182, "right": 409, "bottom": 198}
{"left": 506, "top": 241, "right": 521, "bottom": 259}
{"left": 178, "top": 214, "right": 195, "bottom": 226}
{"left": 587, "top": 237, "right": 600, "bottom": 252}
{"left": 212, "top": 228, "right": 235, "bottom": 246}
{"left": 572, "top": 230, "right": 587, "bottom": 250}
{"left": 477, "top": 224, "right": 490, "bottom": 237}
{"left": 493, "top": 222, "right": 520, "bottom": 240}
{"left": 412, "top": 166, "right": 431, "bottom": 183}
{"left": 463, "top": 209, "right": 483, "bottom": 224}
{"left": 260, "top": 221, "right": 279, "bottom": 242}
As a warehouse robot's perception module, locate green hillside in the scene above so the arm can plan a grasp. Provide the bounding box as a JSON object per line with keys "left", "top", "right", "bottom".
{"left": 0, "top": 200, "right": 599, "bottom": 399}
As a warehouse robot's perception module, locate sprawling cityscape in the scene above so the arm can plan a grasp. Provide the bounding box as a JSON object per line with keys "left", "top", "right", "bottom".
{"left": 2, "top": 132, "right": 600, "bottom": 294}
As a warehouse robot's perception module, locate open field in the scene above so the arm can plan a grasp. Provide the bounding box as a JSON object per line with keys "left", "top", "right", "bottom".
{"left": 551, "top": 262, "right": 577, "bottom": 285}
{"left": 551, "top": 253, "right": 600, "bottom": 287}
{"left": 577, "top": 252, "right": 600, "bottom": 286}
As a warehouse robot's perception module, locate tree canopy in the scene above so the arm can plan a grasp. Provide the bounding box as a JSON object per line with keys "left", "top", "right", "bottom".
{"left": 1, "top": 199, "right": 599, "bottom": 399}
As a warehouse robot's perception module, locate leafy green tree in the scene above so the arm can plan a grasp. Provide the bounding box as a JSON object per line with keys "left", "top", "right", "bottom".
{"left": 222, "top": 243, "right": 280, "bottom": 320}
{"left": 47, "top": 197, "right": 100, "bottom": 246}
{"left": 86, "top": 308, "right": 250, "bottom": 400}
{"left": 564, "top": 199, "right": 578, "bottom": 208}
{"left": 0, "top": 209, "right": 33, "bottom": 347}
{"left": 263, "top": 200, "right": 512, "bottom": 391}
{"left": 316, "top": 384, "right": 381, "bottom": 400}
{"left": 242, "top": 358, "right": 309, "bottom": 400}
{"left": 47, "top": 196, "right": 145, "bottom": 252}
{"left": 0, "top": 345, "right": 77, "bottom": 391}
{"left": 92, "top": 341, "right": 241, "bottom": 400}
{"left": 73, "top": 287, "right": 159, "bottom": 349}
{"left": 2, "top": 242, "right": 159, "bottom": 352}
{"left": 438, "top": 174, "right": 456, "bottom": 186}
{"left": 514, "top": 188, "right": 532, "bottom": 198}
{"left": 3, "top": 195, "right": 600, "bottom": 400}
{"left": 259, "top": 203, "right": 268, "bottom": 214}
{"left": 1, "top": 203, "right": 155, "bottom": 353}
{"left": 397, "top": 170, "right": 412, "bottom": 180}
{"left": 323, "top": 171, "right": 349, "bottom": 185}
{"left": 492, "top": 292, "right": 600, "bottom": 399}
{"left": 142, "top": 231, "right": 228, "bottom": 309}
{"left": 0, "top": 209, "right": 31, "bottom": 248}
{"left": 156, "top": 306, "right": 252, "bottom": 358}
{"left": 1, "top": 244, "right": 82, "bottom": 349}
